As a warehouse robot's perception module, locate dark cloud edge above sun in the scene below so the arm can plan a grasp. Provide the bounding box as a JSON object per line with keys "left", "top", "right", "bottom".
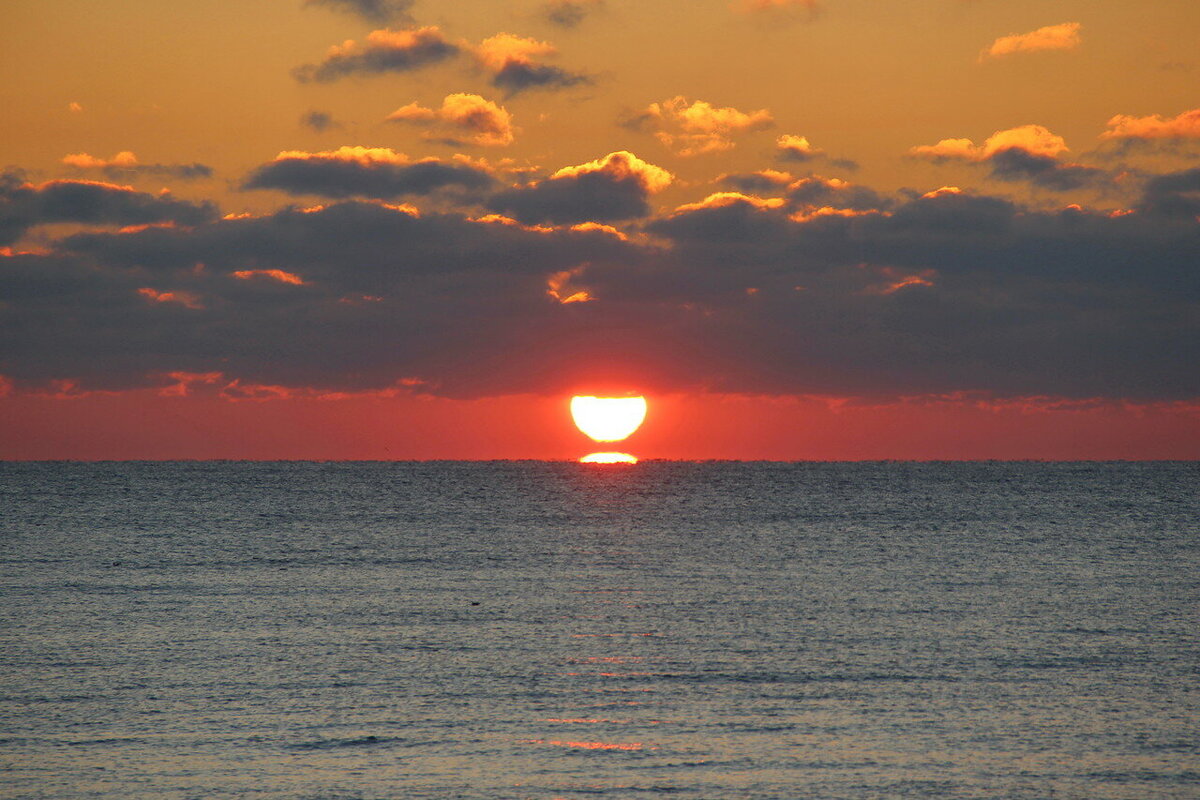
{"left": 2, "top": 118, "right": 1199, "bottom": 404}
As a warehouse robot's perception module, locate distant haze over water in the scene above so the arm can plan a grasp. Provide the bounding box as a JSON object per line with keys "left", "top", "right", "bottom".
{"left": 1, "top": 462, "right": 1197, "bottom": 799}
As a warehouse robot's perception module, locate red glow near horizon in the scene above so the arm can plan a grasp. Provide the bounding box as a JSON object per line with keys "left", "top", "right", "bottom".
{"left": 0, "top": 388, "right": 1196, "bottom": 460}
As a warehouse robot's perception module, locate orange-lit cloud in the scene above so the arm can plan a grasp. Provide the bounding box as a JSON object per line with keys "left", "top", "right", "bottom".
{"left": 862, "top": 265, "right": 937, "bottom": 295}
{"left": 981, "top": 22, "right": 1081, "bottom": 61}
{"left": 61, "top": 151, "right": 212, "bottom": 180}
{"left": 231, "top": 269, "right": 307, "bottom": 285}
{"left": 63, "top": 151, "right": 138, "bottom": 170}
{"left": 387, "top": 93, "right": 515, "bottom": 147}
{"left": 1101, "top": 108, "right": 1200, "bottom": 141}
{"left": 137, "top": 287, "right": 203, "bottom": 309}
{"left": 488, "top": 151, "right": 672, "bottom": 224}
{"left": 552, "top": 150, "right": 673, "bottom": 193}
{"left": 910, "top": 124, "right": 1069, "bottom": 161}
{"left": 629, "top": 96, "right": 773, "bottom": 156}
{"left": 292, "top": 27, "right": 459, "bottom": 82}
{"left": 909, "top": 125, "right": 1105, "bottom": 190}
{"left": 546, "top": 266, "right": 593, "bottom": 303}
{"left": 776, "top": 134, "right": 822, "bottom": 160}
{"left": 674, "top": 192, "right": 786, "bottom": 213}
{"left": 474, "top": 33, "right": 589, "bottom": 94}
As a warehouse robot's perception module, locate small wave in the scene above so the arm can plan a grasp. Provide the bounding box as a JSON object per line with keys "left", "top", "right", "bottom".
{"left": 289, "top": 735, "right": 405, "bottom": 751}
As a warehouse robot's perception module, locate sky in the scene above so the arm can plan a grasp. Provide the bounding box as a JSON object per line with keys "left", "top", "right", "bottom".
{"left": 1, "top": 0, "right": 1198, "bottom": 459}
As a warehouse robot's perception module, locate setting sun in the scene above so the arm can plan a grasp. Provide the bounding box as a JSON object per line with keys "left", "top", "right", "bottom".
{"left": 579, "top": 452, "right": 638, "bottom": 464}
{"left": 570, "top": 396, "right": 648, "bottom": 442}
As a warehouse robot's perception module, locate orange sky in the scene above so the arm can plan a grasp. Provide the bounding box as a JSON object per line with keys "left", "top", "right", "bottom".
{"left": 1, "top": 0, "right": 1198, "bottom": 459}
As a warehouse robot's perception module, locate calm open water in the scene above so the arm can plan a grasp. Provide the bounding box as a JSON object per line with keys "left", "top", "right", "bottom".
{"left": 1, "top": 462, "right": 1198, "bottom": 799}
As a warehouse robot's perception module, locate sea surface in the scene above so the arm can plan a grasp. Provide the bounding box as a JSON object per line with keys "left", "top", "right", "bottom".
{"left": 1, "top": 461, "right": 1198, "bottom": 799}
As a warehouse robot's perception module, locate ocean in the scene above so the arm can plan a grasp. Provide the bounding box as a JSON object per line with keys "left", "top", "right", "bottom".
{"left": 1, "top": 461, "right": 1197, "bottom": 799}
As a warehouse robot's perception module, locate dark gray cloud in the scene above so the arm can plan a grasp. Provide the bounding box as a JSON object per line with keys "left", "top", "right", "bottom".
{"left": 543, "top": 0, "right": 602, "bottom": 28}
{"left": 718, "top": 172, "right": 792, "bottom": 194}
{"left": 1139, "top": 166, "right": 1200, "bottom": 217}
{"left": 490, "top": 61, "right": 590, "bottom": 95}
{"left": 0, "top": 171, "right": 217, "bottom": 246}
{"left": 987, "top": 148, "right": 1106, "bottom": 191}
{"left": 1, "top": 167, "right": 1196, "bottom": 402}
{"left": 786, "top": 175, "right": 890, "bottom": 211}
{"left": 292, "top": 27, "right": 458, "bottom": 83}
{"left": 243, "top": 152, "right": 495, "bottom": 200}
{"left": 304, "top": 0, "right": 413, "bottom": 24}
{"left": 487, "top": 170, "right": 649, "bottom": 224}
{"left": 300, "top": 110, "right": 339, "bottom": 132}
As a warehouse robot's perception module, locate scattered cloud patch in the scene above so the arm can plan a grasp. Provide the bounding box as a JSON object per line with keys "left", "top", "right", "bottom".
{"left": 0, "top": 172, "right": 217, "bottom": 245}
{"left": 387, "top": 93, "right": 515, "bottom": 147}
{"left": 542, "top": 0, "right": 604, "bottom": 28}
{"left": 1102, "top": 108, "right": 1200, "bottom": 141}
{"left": 303, "top": 0, "right": 413, "bottom": 24}
{"left": 243, "top": 147, "right": 496, "bottom": 199}
{"left": 487, "top": 150, "right": 671, "bottom": 224}
{"left": 475, "top": 33, "right": 590, "bottom": 95}
{"left": 718, "top": 169, "right": 795, "bottom": 193}
{"left": 138, "top": 287, "right": 204, "bottom": 309}
{"left": 300, "top": 111, "right": 339, "bottom": 132}
{"left": 627, "top": 96, "right": 773, "bottom": 156}
{"left": 981, "top": 22, "right": 1081, "bottom": 61}
{"left": 232, "top": 269, "right": 308, "bottom": 285}
{"left": 910, "top": 124, "right": 1102, "bottom": 190}
{"left": 292, "top": 27, "right": 459, "bottom": 83}
{"left": 61, "top": 151, "right": 213, "bottom": 181}
{"left": 911, "top": 124, "right": 1069, "bottom": 162}
{"left": 775, "top": 134, "right": 857, "bottom": 170}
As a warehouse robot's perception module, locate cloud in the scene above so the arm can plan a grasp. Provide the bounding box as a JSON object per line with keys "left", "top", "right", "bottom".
{"left": 775, "top": 134, "right": 857, "bottom": 170}
{"left": 243, "top": 147, "right": 495, "bottom": 199}
{"left": 1101, "top": 108, "right": 1200, "bottom": 143}
{"left": 786, "top": 175, "right": 890, "bottom": 211}
{"left": 1139, "top": 166, "right": 1200, "bottom": 218}
{"left": 61, "top": 151, "right": 213, "bottom": 181}
{"left": 487, "top": 150, "right": 672, "bottom": 224}
{"left": 981, "top": 22, "right": 1081, "bottom": 61}
{"left": 542, "top": 0, "right": 604, "bottom": 28}
{"left": 985, "top": 148, "right": 1105, "bottom": 191}
{"left": 910, "top": 124, "right": 1104, "bottom": 190}
{"left": 292, "top": 27, "right": 459, "bottom": 83}
{"left": 626, "top": 96, "right": 773, "bottom": 156}
{"left": 303, "top": 0, "right": 413, "bottom": 24}
{"left": 474, "top": 33, "right": 590, "bottom": 95}
{"left": 0, "top": 172, "right": 217, "bottom": 246}
{"left": 717, "top": 169, "right": 795, "bottom": 193}
{"left": 911, "top": 124, "right": 1069, "bottom": 162}
{"left": 3, "top": 163, "right": 1197, "bottom": 404}
{"left": 300, "top": 111, "right": 339, "bottom": 132}
{"left": 387, "top": 93, "right": 515, "bottom": 147}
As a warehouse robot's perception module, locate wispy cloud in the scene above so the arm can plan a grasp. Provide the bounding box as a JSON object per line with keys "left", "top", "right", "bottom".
{"left": 980, "top": 22, "right": 1081, "bottom": 61}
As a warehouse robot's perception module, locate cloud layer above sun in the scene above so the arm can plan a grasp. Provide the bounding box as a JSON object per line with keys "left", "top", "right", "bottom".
{"left": 1, "top": 0, "right": 1198, "bottom": 414}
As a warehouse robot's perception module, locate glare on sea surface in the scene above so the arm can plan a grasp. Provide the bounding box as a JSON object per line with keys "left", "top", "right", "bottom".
{"left": 570, "top": 396, "right": 647, "bottom": 442}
